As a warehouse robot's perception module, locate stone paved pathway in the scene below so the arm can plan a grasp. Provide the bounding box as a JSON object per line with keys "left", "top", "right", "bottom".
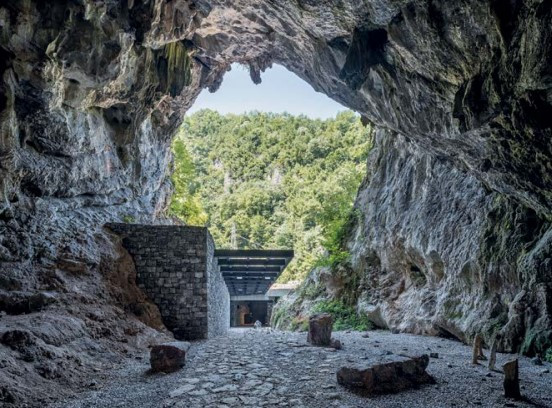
{"left": 50, "top": 328, "right": 552, "bottom": 408}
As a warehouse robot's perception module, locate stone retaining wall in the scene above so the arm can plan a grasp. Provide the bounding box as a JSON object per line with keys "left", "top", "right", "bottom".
{"left": 206, "top": 233, "right": 230, "bottom": 337}
{"left": 106, "top": 223, "right": 229, "bottom": 340}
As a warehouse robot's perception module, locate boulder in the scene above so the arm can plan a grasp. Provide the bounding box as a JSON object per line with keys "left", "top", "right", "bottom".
{"left": 330, "top": 339, "right": 342, "bottom": 350}
{"left": 337, "top": 355, "right": 435, "bottom": 395}
{"left": 0, "top": 291, "right": 56, "bottom": 315}
{"left": 150, "top": 341, "right": 191, "bottom": 373}
{"left": 356, "top": 301, "right": 388, "bottom": 329}
{"left": 307, "top": 313, "right": 332, "bottom": 347}
{"left": 531, "top": 357, "right": 543, "bottom": 366}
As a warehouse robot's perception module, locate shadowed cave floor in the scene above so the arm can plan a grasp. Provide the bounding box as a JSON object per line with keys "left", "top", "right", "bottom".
{"left": 49, "top": 328, "right": 552, "bottom": 408}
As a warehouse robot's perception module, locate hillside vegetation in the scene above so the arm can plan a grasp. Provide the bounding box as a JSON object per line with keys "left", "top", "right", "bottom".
{"left": 169, "top": 109, "right": 372, "bottom": 282}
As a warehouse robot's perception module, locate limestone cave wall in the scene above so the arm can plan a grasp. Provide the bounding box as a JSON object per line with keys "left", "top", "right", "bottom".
{"left": 0, "top": 0, "right": 551, "bottom": 405}
{"left": 349, "top": 129, "right": 551, "bottom": 354}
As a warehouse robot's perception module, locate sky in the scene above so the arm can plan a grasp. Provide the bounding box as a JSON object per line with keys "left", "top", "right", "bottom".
{"left": 187, "top": 63, "right": 348, "bottom": 119}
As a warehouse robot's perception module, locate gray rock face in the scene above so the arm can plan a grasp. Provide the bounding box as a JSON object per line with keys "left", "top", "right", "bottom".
{"left": 349, "top": 129, "right": 551, "bottom": 353}
{"left": 0, "top": 0, "right": 551, "bottom": 404}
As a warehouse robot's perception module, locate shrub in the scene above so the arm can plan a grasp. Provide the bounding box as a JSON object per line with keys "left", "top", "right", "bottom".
{"left": 545, "top": 347, "right": 552, "bottom": 363}
{"left": 311, "top": 299, "right": 372, "bottom": 331}
{"left": 290, "top": 316, "right": 308, "bottom": 332}
{"left": 271, "top": 304, "right": 291, "bottom": 329}
{"left": 297, "top": 279, "right": 325, "bottom": 300}
{"left": 315, "top": 208, "right": 362, "bottom": 270}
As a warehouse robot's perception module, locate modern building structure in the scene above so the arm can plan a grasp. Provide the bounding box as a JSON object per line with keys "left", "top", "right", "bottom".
{"left": 213, "top": 250, "right": 294, "bottom": 327}
{"left": 108, "top": 223, "right": 294, "bottom": 337}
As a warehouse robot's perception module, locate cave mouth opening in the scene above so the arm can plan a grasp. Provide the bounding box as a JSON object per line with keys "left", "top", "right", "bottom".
{"left": 187, "top": 62, "right": 348, "bottom": 119}
{"left": 168, "top": 62, "right": 373, "bottom": 320}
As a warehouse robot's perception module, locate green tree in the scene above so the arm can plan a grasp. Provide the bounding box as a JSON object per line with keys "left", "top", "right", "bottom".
{"left": 171, "top": 109, "right": 373, "bottom": 282}
{"left": 168, "top": 139, "right": 208, "bottom": 225}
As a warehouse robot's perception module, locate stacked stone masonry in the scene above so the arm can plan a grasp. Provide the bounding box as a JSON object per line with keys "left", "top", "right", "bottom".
{"left": 107, "top": 224, "right": 229, "bottom": 340}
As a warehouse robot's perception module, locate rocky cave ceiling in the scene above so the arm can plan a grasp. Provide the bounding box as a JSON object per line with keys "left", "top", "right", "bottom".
{"left": 2, "top": 0, "right": 551, "bottom": 216}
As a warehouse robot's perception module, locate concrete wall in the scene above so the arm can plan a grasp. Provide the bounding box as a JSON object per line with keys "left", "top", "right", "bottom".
{"left": 106, "top": 223, "right": 229, "bottom": 340}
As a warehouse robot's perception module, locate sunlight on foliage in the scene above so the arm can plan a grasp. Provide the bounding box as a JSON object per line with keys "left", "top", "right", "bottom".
{"left": 546, "top": 347, "right": 552, "bottom": 363}
{"left": 315, "top": 208, "right": 362, "bottom": 270}
{"left": 168, "top": 139, "right": 208, "bottom": 225}
{"left": 312, "top": 299, "right": 373, "bottom": 331}
{"left": 171, "top": 109, "right": 372, "bottom": 281}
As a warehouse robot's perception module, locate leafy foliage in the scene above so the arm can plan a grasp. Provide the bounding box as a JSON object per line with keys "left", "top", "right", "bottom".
{"left": 170, "top": 109, "right": 372, "bottom": 282}
{"left": 168, "top": 139, "right": 208, "bottom": 225}
{"left": 316, "top": 208, "right": 362, "bottom": 269}
{"left": 546, "top": 347, "right": 552, "bottom": 363}
{"left": 312, "top": 299, "right": 373, "bottom": 331}
{"left": 289, "top": 316, "right": 309, "bottom": 332}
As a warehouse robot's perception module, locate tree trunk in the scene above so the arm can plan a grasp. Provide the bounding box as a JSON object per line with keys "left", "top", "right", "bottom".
{"left": 307, "top": 313, "right": 333, "bottom": 346}
{"left": 503, "top": 359, "right": 521, "bottom": 400}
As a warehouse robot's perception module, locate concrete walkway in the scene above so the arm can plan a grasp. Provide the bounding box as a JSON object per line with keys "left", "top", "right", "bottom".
{"left": 50, "top": 328, "right": 552, "bottom": 408}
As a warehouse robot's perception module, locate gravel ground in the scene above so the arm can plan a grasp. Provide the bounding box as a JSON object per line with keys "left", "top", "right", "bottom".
{"left": 49, "top": 328, "right": 552, "bottom": 408}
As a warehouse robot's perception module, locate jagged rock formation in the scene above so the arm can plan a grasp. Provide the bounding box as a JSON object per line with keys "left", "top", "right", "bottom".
{"left": 336, "top": 354, "right": 435, "bottom": 395}
{"left": 349, "top": 127, "right": 551, "bottom": 353}
{"left": 0, "top": 0, "right": 551, "bottom": 405}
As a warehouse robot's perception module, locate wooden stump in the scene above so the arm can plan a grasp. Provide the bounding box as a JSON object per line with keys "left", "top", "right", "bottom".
{"left": 488, "top": 337, "right": 498, "bottom": 370}
{"left": 307, "top": 313, "right": 333, "bottom": 346}
{"left": 472, "top": 334, "right": 485, "bottom": 364}
{"left": 503, "top": 359, "right": 521, "bottom": 399}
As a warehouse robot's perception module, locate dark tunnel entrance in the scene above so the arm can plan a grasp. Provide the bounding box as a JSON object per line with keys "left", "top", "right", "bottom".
{"left": 231, "top": 301, "right": 269, "bottom": 327}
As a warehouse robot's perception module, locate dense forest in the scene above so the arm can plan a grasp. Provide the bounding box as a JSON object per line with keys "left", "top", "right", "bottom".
{"left": 169, "top": 109, "right": 372, "bottom": 282}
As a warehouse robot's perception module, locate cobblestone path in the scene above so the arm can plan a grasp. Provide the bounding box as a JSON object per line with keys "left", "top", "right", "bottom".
{"left": 51, "top": 328, "right": 552, "bottom": 408}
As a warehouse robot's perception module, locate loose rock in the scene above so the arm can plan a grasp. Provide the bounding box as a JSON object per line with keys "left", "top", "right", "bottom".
{"left": 150, "top": 341, "right": 191, "bottom": 373}
{"left": 336, "top": 355, "right": 435, "bottom": 395}
{"left": 531, "top": 357, "right": 543, "bottom": 366}
{"left": 330, "top": 339, "right": 342, "bottom": 350}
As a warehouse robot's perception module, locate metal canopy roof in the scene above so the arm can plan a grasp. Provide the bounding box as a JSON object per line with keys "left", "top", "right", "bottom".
{"left": 214, "top": 249, "right": 294, "bottom": 296}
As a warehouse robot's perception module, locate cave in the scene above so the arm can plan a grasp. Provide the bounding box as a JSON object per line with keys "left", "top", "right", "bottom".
{"left": 0, "top": 1, "right": 551, "bottom": 407}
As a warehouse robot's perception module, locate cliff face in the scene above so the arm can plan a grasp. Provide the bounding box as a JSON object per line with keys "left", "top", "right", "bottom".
{"left": 0, "top": 0, "right": 551, "bottom": 404}
{"left": 349, "top": 129, "right": 551, "bottom": 354}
